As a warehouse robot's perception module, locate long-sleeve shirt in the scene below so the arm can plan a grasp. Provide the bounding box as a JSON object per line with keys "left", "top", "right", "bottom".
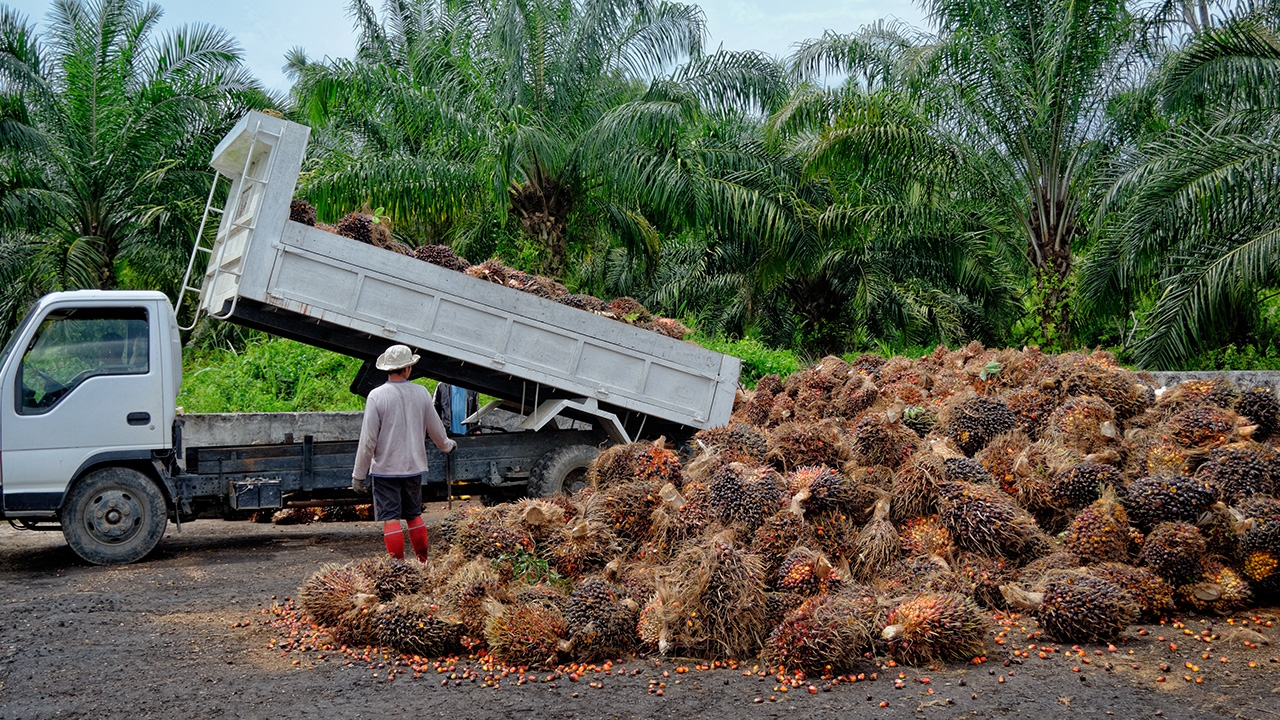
{"left": 353, "top": 380, "right": 454, "bottom": 480}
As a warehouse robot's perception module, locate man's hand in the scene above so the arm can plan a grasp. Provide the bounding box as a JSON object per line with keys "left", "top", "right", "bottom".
{"left": 446, "top": 439, "right": 458, "bottom": 454}
{"left": 352, "top": 475, "right": 371, "bottom": 494}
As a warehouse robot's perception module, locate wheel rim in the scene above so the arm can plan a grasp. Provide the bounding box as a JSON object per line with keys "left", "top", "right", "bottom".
{"left": 563, "top": 468, "right": 588, "bottom": 495}
{"left": 81, "top": 489, "right": 147, "bottom": 545}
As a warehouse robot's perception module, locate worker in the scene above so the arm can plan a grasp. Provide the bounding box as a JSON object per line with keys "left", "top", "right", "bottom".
{"left": 352, "top": 344, "right": 456, "bottom": 562}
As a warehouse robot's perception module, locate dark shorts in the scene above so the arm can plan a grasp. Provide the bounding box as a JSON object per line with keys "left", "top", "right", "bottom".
{"left": 370, "top": 473, "right": 424, "bottom": 521}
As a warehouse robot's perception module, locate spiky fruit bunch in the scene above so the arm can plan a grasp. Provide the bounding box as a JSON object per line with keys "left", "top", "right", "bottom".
{"left": 754, "top": 373, "right": 784, "bottom": 396}
{"left": 484, "top": 603, "right": 566, "bottom": 667}
{"left": 1045, "top": 396, "right": 1118, "bottom": 454}
{"left": 373, "top": 595, "right": 466, "bottom": 656}
{"left": 465, "top": 258, "right": 511, "bottom": 285}
{"left": 647, "top": 484, "right": 710, "bottom": 558}
{"left": 504, "top": 498, "right": 567, "bottom": 541}
{"left": 558, "top": 293, "right": 611, "bottom": 313}
{"left": 942, "top": 396, "right": 1018, "bottom": 456}
{"left": 301, "top": 563, "right": 375, "bottom": 627}
{"left": 331, "top": 593, "right": 382, "bottom": 647}
{"left": 564, "top": 579, "right": 638, "bottom": 660}
{"left": 875, "top": 554, "right": 955, "bottom": 595}
{"left": 833, "top": 378, "right": 879, "bottom": 418}
{"left": 806, "top": 509, "right": 860, "bottom": 560}
{"left": 768, "top": 421, "right": 850, "bottom": 470}
{"left": 975, "top": 431, "right": 1030, "bottom": 491}
{"left": 1003, "top": 388, "right": 1059, "bottom": 439}
{"left": 790, "top": 466, "right": 855, "bottom": 514}
{"left": 889, "top": 452, "right": 947, "bottom": 522}
{"left": 271, "top": 507, "right": 316, "bottom": 525}
{"left": 665, "top": 537, "right": 770, "bottom": 658}
{"left": 693, "top": 423, "right": 770, "bottom": 464}
{"left": 955, "top": 553, "right": 1015, "bottom": 609}
{"left": 898, "top": 405, "right": 936, "bottom": 437}
{"left": 943, "top": 456, "right": 995, "bottom": 485}
{"left": 596, "top": 481, "right": 658, "bottom": 542}
{"left": 1176, "top": 560, "right": 1253, "bottom": 614}
{"left": 848, "top": 414, "right": 918, "bottom": 469}
{"left": 608, "top": 296, "right": 651, "bottom": 321}
{"left": 1052, "top": 462, "right": 1123, "bottom": 509}
{"left": 737, "top": 388, "right": 776, "bottom": 426}
{"left": 454, "top": 511, "right": 535, "bottom": 559}
{"left": 1064, "top": 367, "right": 1150, "bottom": 420}
{"left": 881, "top": 593, "right": 987, "bottom": 665}
{"left": 587, "top": 442, "right": 648, "bottom": 487}
{"left": 900, "top": 515, "right": 954, "bottom": 557}
{"left": 1017, "top": 551, "right": 1085, "bottom": 587}
{"left": 1031, "top": 571, "right": 1139, "bottom": 643}
{"left": 1238, "top": 497, "right": 1280, "bottom": 588}
{"left": 1165, "top": 406, "right": 1240, "bottom": 449}
{"left": 289, "top": 199, "right": 317, "bottom": 226}
{"left": 414, "top": 244, "right": 470, "bottom": 272}
{"left": 1194, "top": 444, "right": 1275, "bottom": 503}
{"left": 438, "top": 560, "right": 503, "bottom": 638}
{"left": 793, "top": 367, "right": 837, "bottom": 409}
{"left": 763, "top": 591, "right": 879, "bottom": 672}
{"left": 1236, "top": 386, "right": 1280, "bottom": 440}
{"left": 1139, "top": 522, "right": 1207, "bottom": 586}
{"left": 766, "top": 394, "right": 796, "bottom": 426}
{"left": 752, "top": 509, "right": 808, "bottom": 575}
{"left": 336, "top": 212, "right": 379, "bottom": 245}
{"left": 1086, "top": 563, "right": 1174, "bottom": 620}
{"left": 1126, "top": 434, "right": 1192, "bottom": 477}
{"left": 1062, "top": 488, "right": 1130, "bottom": 565}
{"left": 438, "top": 506, "right": 484, "bottom": 545}
{"left": 354, "top": 556, "right": 426, "bottom": 601}
{"left": 936, "top": 481, "right": 1045, "bottom": 560}
{"left": 543, "top": 521, "right": 615, "bottom": 578}
{"left": 851, "top": 497, "right": 899, "bottom": 580}
{"left": 777, "top": 547, "right": 844, "bottom": 595}
{"left": 1122, "top": 474, "right": 1217, "bottom": 529}
{"left": 1158, "top": 376, "right": 1240, "bottom": 411}
{"left": 881, "top": 381, "right": 928, "bottom": 406}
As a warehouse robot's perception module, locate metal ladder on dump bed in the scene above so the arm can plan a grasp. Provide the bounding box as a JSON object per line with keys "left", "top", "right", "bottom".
{"left": 177, "top": 118, "right": 284, "bottom": 331}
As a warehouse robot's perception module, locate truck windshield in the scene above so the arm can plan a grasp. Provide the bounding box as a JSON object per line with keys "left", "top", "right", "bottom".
{"left": 17, "top": 307, "right": 150, "bottom": 414}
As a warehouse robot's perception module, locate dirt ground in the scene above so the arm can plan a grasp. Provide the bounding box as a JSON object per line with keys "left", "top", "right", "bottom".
{"left": 2, "top": 506, "right": 1278, "bottom": 720}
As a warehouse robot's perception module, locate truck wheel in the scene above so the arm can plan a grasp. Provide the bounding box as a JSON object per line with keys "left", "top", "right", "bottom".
{"left": 528, "top": 445, "right": 600, "bottom": 497}
{"left": 61, "top": 467, "right": 168, "bottom": 565}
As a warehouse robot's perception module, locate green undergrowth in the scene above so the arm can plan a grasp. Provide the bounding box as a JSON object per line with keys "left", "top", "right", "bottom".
{"left": 179, "top": 338, "right": 368, "bottom": 413}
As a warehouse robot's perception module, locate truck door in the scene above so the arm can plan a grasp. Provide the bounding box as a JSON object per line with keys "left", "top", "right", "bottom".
{"left": 1, "top": 304, "right": 165, "bottom": 512}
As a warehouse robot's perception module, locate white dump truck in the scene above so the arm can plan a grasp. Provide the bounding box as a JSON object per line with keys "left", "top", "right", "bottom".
{"left": 0, "top": 111, "right": 741, "bottom": 565}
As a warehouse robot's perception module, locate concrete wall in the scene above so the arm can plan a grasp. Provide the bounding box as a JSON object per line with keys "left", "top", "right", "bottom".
{"left": 1146, "top": 370, "right": 1280, "bottom": 394}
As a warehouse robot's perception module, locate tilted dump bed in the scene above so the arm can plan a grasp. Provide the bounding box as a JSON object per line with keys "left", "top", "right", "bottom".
{"left": 185, "top": 112, "right": 740, "bottom": 441}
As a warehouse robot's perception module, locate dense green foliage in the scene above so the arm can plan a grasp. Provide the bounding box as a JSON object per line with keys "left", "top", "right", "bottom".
{"left": 5, "top": 0, "right": 1280, "bottom": 376}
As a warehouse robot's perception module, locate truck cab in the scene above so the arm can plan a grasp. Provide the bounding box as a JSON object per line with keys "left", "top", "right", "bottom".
{"left": 0, "top": 290, "right": 182, "bottom": 562}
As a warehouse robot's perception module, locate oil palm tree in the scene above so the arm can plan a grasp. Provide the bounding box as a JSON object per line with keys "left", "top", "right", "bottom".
{"left": 1082, "top": 3, "right": 1280, "bottom": 367}
{"left": 0, "top": 0, "right": 271, "bottom": 331}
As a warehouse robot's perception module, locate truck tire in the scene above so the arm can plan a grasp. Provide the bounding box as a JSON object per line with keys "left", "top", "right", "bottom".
{"left": 528, "top": 445, "right": 600, "bottom": 497}
{"left": 61, "top": 467, "right": 168, "bottom": 565}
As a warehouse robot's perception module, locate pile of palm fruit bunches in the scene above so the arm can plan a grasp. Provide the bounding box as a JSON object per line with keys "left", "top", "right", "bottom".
{"left": 298, "top": 343, "right": 1280, "bottom": 672}
{"left": 289, "top": 201, "right": 690, "bottom": 340}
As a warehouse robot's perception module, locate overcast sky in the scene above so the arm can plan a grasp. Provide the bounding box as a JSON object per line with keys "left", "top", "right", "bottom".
{"left": 7, "top": 0, "right": 927, "bottom": 91}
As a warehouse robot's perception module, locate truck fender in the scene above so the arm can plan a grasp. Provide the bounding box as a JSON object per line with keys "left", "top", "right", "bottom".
{"left": 64, "top": 450, "right": 176, "bottom": 514}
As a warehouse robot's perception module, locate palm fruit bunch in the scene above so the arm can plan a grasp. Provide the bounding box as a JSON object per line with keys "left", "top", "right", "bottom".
{"left": 805, "top": 508, "right": 861, "bottom": 560}
{"left": 736, "top": 387, "right": 777, "bottom": 426}
{"left": 271, "top": 506, "right": 317, "bottom": 525}
{"left": 1002, "top": 388, "right": 1059, "bottom": 439}
{"left": 734, "top": 472, "right": 789, "bottom": 534}
{"left": 595, "top": 481, "right": 658, "bottom": 543}
{"left": 1062, "top": 487, "right": 1130, "bottom": 565}
{"left": 413, "top": 244, "right": 470, "bottom": 272}
{"left": 1063, "top": 365, "right": 1150, "bottom": 420}
{"left": 587, "top": 441, "right": 650, "bottom": 488}
{"left": 875, "top": 554, "right": 958, "bottom": 595}
{"left": 1017, "top": 551, "right": 1085, "bottom": 587}
{"left": 1176, "top": 560, "right": 1253, "bottom": 614}
{"left": 289, "top": 199, "right": 317, "bottom": 226}
{"left": 1124, "top": 431, "right": 1192, "bottom": 477}
{"left": 880, "top": 592, "right": 987, "bottom": 665}
{"left": 1157, "top": 376, "right": 1240, "bottom": 412}
{"left": 1236, "top": 386, "right": 1280, "bottom": 440}
{"left": 1045, "top": 396, "right": 1119, "bottom": 455}
{"left": 438, "top": 505, "right": 486, "bottom": 545}
{"left": 942, "top": 456, "right": 995, "bottom": 484}
{"left": 777, "top": 547, "right": 844, "bottom": 595}
{"left": 1051, "top": 462, "right": 1123, "bottom": 509}
{"left": 438, "top": 558, "right": 505, "bottom": 638}
{"left": 563, "top": 579, "right": 638, "bottom": 660}
{"left": 453, "top": 508, "right": 535, "bottom": 559}
{"left": 900, "top": 515, "right": 953, "bottom": 557}
{"left": 373, "top": 594, "right": 466, "bottom": 656}
{"left": 789, "top": 465, "right": 854, "bottom": 514}
{"left": 504, "top": 498, "right": 567, "bottom": 543}
{"left": 606, "top": 296, "right": 650, "bottom": 322}
{"left": 543, "top": 520, "right": 615, "bottom": 578}
{"left": 1194, "top": 444, "right": 1275, "bottom": 502}
{"left": 850, "top": 496, "right": 899, "bottom": 580}
{"left": 941, "top": 395, "right": 1018, "bottom": 456}
{"left": 752, "top": 509, "right": 808, "bottom": 577}
{"left": 1085, "top": 563, "right": 1173, "bottom": 620}
{"left": 1237, "top": 496, "right": 1280, "bottom": 590}
{"left": 763, "top": 589, "right": 880, "bottom": 672}
{"left": 354, "top": 556, "right": 426, "bottom": 601}
{"left": 792, "top": 366, "right": 837, "bottom": 410}
{"left": 336, "top": 212, "right": 377, "bottom": 246}
{"left": 1003, "top": 571, "right": 1137, "bottom": 643}
{"left": 896, "top": 404, "right": 935, "bottom": 437}
{"left": 693, "top": 423, "right": 769, "bottom": 465}
{"left": 936, "top": 481, "right": 1046, "bottom": 560}
{"left": 331, "top": 592, "right": 383, "bottom": 647}
{"left": 955, "top": 553, "right": 1015, "bottom": 609}
{"left": 664, "top": 535, "right": 770, "bottom": 659}
{"left": 642, "top": 317, "right": 692, "bottom": 340}
{"left": 832, "top": 376, "right": 879, "bottom": 418}
{"left": 975, "top": 430, "right": 1030, "bottom": 490}
{"left": 484, "top": 602, "right": 567, "bottom": 667}
{"left": 557, "top": 293, "right": 611, "bottom": 313}
{"left": 647, "top": 483, "right": 709, "bottom": 558}
{"left": 1122, "top": 474, "right": 1217, "bottom": 529}
{"left": 890, "top": 451, "right": 947, "bottom": 522}
{"left": 300, "top": 563, "right": 375, "bottom": 627}
{"left": 1139, "top": 522, "right": 1207, "bottom": 587}
{"left": 768, "top": 420, "right": 850, "bottom": 470}
{"left": 1165, "top": 405, "right": 1242, "bottom": 449}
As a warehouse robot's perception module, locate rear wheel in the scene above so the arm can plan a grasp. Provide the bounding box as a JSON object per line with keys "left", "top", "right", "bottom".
{"left": 61, "top": 467, "right": 168, "bottom": 565}
{"left": 528, "top": 444, "right": 600, "bottom": 497}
